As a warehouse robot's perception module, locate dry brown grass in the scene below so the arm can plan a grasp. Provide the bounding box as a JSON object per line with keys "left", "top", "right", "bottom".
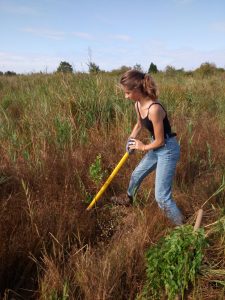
{"left": 0, "top": 73, "right": 225, "bottom": 299}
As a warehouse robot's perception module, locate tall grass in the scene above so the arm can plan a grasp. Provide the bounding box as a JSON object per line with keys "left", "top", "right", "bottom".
{"left": 0, "top": 72, "right": 225, "bottom": 299}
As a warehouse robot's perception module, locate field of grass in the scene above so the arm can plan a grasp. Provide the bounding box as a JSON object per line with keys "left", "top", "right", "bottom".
{"left": 0, "top": 71, "right": 225, "bottom": 299}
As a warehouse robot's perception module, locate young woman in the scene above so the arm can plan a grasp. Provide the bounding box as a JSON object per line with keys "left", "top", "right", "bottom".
{"left": 118, "top": 69, "right": 183, "bottom": 225}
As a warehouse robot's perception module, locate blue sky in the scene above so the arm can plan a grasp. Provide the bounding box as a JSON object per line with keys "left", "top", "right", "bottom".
{"left": 1, "top": 0, "right": 225, "bottom": 73}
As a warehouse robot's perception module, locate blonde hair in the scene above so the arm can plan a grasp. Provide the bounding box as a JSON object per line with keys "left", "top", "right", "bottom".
{"left": 120, "top": 69, "right": 158, "bottom": 101}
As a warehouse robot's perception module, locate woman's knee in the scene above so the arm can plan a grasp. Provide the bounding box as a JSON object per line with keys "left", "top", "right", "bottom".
{"left": 130, "top": 169, "right": 142, "bottom": 183}
{"left": 155, "top": 190, "right": 171, "bottom": 208}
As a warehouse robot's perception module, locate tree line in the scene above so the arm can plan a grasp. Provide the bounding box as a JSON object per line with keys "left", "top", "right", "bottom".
{"left": 1, "top": 61, "right": 225, "bottom": 77}
{"left": 0, "top": 71, "right": 17, "bottom": 76}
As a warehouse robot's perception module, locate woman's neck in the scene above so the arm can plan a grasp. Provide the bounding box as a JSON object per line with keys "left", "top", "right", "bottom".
{"left": 138, "top": 96, "right": 155, "bottom": 108}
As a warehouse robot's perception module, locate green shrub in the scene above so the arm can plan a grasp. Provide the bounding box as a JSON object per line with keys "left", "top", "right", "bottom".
{"left": 143, "top": 225, "right": 207, "bottom": 300}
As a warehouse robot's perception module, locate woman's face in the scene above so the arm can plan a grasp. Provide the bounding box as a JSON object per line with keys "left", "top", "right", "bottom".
{"left": 123, "top": 87, "right": 141, "bottom": 102}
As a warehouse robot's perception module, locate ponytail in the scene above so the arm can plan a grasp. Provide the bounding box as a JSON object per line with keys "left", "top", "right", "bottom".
{"left": 120, "top": 69, "right": 158, "bottom": 101}
{"left": 143, "top": 73, "right": 158, "bottom": 101}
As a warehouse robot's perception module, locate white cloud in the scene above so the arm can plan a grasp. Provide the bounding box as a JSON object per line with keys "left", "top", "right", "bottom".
{"left": 112, "top": 35, "right": 132, "bottom": 42}
{"left": 71, "top": 32, "right": 132, "bottom": 42}
{"left": 21, "top": 27, "right": 65, "bottom": 40}
{"left": 95, "top": 40, "right": 225, "bottom": 72}
{"left": 1, "top": 43, "right": 225, "bottom": 74}
{"left": 72, "top": 32, "right": 95, "bottom": 40}
{"left": 137, "top": 41, "right": 225, "bottom": 70}
{"left": 0, "top": 51, "right": 62, "bottom": 73}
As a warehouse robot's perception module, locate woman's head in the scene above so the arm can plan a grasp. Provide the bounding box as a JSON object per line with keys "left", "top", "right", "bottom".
{"left": 120, "top": 69, "right": 158, "bottom": 101}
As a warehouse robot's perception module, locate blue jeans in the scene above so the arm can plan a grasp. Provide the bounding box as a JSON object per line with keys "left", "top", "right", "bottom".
{"left": 127, "top": 137, "right": 183, "bottom": 225}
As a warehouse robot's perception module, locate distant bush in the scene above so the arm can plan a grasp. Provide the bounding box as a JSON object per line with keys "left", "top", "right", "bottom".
{"left": 88, "top": 62, "right": 101, "bottom": 74}
{"left": 148, "top": 62, "right": 158, "bottom": 74}
{"left": 165, "top": 65, "right": 177, "bottom": 77}
{"left": 107, "top": 65, "right": 131, "bottom": 76}
{"left": 4, "top": 71, "right": 17, "bottom": 76}
{"left": 195, "top": 63, "right": 225, "bottom": 78}
{"left": 133, "top": 63, "right": 143, "bottom": 72}
{"left": 57, "top": 61, "right": 73, "bottom": 73}
{"left": 194, "top": 62, "right": 217, "bottom": 78}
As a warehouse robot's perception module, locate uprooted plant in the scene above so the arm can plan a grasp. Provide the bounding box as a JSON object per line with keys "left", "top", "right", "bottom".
{"left": 142, "top": 225, "right": 207, "bottom": 300}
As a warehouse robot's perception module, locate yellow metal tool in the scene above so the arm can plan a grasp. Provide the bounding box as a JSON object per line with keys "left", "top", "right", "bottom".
{"left": 86, "top": 152, "right": 129, "bottom": 210}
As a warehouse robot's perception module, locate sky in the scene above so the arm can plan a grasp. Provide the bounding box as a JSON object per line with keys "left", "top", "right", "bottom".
{"left": 0, "top": 0, "right": 225, "bottom": 73}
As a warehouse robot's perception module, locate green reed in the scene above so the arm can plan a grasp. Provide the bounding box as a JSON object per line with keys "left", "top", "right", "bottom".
{"left": 0, "top": 72, "right": 224, "bottom": 168}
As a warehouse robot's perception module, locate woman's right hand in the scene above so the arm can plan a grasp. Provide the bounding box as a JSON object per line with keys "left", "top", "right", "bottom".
{"left": 126, "top": 138, "right": 135, "bottom": 154}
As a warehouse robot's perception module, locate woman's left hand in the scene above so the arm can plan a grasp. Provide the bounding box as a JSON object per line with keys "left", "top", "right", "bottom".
{"left": 128, "top": 139, "right": 146, "bottom": 151}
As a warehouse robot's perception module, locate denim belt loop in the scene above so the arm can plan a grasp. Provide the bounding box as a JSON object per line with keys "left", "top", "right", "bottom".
{"left": 165, "top": 134, "right": 169, "bottom": 140}
{"left": 165, "top": 133, "right": 177, "bottom": 139}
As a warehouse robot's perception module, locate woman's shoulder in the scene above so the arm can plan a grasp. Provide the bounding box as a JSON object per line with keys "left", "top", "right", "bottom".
{"left": 148, "top": 101, "right": 166, "bottom": 118}
{"left": 149, "top": 100, "right": 164, "bottom": 110}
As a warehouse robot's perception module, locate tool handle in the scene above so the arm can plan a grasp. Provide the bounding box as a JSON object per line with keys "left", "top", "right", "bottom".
{"left": 87, "top": 152, "right": 129, "bottom": 210}
{"left": 194, "top": 209, "right": 204, "bottom": 231}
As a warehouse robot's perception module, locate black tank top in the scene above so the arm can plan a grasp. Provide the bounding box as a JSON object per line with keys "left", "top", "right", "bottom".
{"left": 137, "top": 102, "right": 176, "bottom": 139}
